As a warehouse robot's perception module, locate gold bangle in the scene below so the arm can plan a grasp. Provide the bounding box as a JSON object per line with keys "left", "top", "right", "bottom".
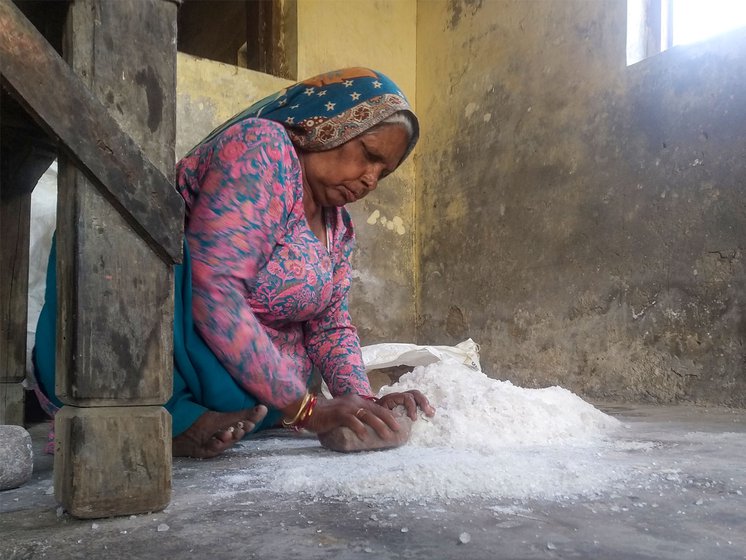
{"left": 282, "top": 392, "right": 311, "bottom": 427}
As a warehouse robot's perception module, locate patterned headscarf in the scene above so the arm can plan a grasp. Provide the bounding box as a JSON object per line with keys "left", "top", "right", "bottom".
{"left": 198, "top": 68, "right": 419, "bottom": 165}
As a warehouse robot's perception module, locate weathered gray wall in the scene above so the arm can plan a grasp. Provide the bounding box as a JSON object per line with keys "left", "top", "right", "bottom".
{"left": 416, "top": 0, "right": 746, "bottom": 405}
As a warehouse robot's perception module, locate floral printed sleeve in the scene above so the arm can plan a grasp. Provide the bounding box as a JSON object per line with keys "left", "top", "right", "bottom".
{"left": 303, "top": 211, "right": 372, "bottom": 397}
{"left": 182, "top": 120, "right": 307, "bottom": 408}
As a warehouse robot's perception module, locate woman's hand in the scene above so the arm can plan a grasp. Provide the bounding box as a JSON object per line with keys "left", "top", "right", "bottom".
{"left": 304, "top": 394, "right": 402, "bottom": 443}
{"left": 374, "top": 390, "right": 436, "bottom": 420}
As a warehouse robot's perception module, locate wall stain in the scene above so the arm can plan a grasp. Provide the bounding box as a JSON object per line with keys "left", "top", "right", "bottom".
{"left": 447, "top": 0, "right": 483, "bottom": 30}
{"left": 135, "top": 66, "right": 164, "bottom": 133}
{"left": 446, "top": 305, "right": 469, "bottom": 339}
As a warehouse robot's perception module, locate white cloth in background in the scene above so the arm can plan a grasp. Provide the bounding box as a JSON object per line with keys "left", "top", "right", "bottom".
{"left": 25, "top": 161, "right": 58, "bottom": 381}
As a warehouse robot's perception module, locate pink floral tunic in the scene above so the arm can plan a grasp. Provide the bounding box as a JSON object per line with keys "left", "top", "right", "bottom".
{"left": 176, "top": 118, "right": 371, "bottom": 408}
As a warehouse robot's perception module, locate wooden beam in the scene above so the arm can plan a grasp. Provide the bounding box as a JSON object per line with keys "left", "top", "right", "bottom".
{"left": 53, "top": 0, "right": 179, "bottom": 517}
{"left": 245, "top": 0, "right": 274, "bottom": 75}
{"left": 0, "top": 0, "right": 183, "bottom": 264}
{"left": 241, "top": 0, "right": 297, "bottom": 80}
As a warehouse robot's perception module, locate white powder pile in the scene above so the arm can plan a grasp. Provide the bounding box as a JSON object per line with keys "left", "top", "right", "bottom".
{"left": 380, "top": 359, "right": 620, "bottom": 451}
{"left": 217, "top": 359, "right": 633, "bottom": 504}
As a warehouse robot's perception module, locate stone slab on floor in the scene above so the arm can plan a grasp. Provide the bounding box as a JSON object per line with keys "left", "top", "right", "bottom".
{"left": 0, "top": 425, "right": 33, "bottom": 490}
{"left": 1, "top": 404, "right": 745, "bottom": 560}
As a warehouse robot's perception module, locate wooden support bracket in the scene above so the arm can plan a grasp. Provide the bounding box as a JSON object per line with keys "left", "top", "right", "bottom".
{"left": 0, "top": 0, "right": 183, "bottom": 264}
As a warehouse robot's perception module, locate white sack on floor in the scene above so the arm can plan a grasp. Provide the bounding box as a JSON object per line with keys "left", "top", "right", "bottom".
{"left": 362, "top": 338, "right": 481, "bottom": 372}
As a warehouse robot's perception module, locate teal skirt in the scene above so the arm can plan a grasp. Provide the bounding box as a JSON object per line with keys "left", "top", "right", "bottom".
{"left": 33, "top": 238, "right": 282, "bottom": 436}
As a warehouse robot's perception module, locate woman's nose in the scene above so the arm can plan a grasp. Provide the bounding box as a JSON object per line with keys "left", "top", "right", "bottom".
{"left": 362, "top": 173, "right": 378, "bottom": 191}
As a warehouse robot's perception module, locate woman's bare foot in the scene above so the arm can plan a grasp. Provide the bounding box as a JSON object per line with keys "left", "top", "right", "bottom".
{"left": 172, "top": 406, "right": 268, "bottom": 459}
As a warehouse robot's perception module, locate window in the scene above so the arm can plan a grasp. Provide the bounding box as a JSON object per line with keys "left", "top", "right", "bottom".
{"left": 627, "top": 0, "right": 746, "bottom": 65}
{"left": 672, "top": 0, "right": 746, "bottom": 45}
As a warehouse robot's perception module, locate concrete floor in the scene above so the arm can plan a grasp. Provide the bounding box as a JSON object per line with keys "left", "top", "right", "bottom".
{"left": 1, "top": 404, "right": 745, "bottom": 560}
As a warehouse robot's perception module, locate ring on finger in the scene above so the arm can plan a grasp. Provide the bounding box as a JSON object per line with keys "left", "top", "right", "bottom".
{"left": 355, "top": 407, "right": 366, "bottom": 419}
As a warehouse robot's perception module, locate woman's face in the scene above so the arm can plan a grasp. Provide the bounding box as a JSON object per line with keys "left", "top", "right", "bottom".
{"left": 299, "top": 124, "right": 410, "bottom": 207}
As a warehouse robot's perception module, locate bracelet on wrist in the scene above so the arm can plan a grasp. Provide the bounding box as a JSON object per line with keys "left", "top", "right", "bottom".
{"left": 282, "top": 392, "right": 318, "bottom": 432}
{"left": 294, "top": 394, "right": 318, "bottom": 431}
{"left": 282, "top": 392, "right": 311, "bottom": 428}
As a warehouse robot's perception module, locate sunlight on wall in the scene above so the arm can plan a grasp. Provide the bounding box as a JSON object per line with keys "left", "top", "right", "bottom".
{"left": 673, "top": 0, "right": 746, "bottom": 45}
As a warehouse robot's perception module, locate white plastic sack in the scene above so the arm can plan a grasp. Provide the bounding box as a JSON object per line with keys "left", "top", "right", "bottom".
{"left": 362, "top": 338, "right": 482, "bottom": 372}
{"left": 320, "top": 340, "right": 481, "bottom": 400}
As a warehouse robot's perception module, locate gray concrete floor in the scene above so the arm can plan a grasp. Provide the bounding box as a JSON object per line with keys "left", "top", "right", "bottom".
{"left": 2, "top": 404, "right": 745, "bottom": 560}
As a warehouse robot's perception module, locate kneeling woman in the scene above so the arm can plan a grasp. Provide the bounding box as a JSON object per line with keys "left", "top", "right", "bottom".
{"left": 34, "top": 68, "right": 434, "bottom": 458}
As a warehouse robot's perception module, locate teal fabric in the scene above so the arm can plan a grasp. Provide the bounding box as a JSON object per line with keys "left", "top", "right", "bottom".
{"left": 33, "top": 239, "right": 62, "bottom": 411}
{"left": 33, "top": 238, "right": 282, "bottom": 436}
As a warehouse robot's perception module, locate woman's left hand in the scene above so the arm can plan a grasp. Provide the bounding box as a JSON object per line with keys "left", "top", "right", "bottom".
{"left": 374, "top": 390, "right": 436, "bottom": 420}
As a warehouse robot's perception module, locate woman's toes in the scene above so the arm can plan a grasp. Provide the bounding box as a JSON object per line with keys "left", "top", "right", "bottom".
{"left": 173, "top": 407, "right": 269, "bottom": 458}
{"left": 213, "top": 427, "right": 235, "bottom": 444}
{"left": 204, "top": 436, "right": 233, "bottom": 457}
{"left": 232, "top": 427, "right": 246, "bottom": 441}
{"left": 242, "top": 405, "right": 268, "bottom": 431}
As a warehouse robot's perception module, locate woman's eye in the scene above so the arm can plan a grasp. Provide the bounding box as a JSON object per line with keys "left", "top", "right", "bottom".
{"left": 362, "top": 143, "right": 379, "bottom": 163}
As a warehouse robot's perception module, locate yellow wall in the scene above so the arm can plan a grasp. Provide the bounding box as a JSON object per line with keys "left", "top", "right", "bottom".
{"left": 296, "top": 0, "right": 416, "bottom": 105}
{"left": 176, "top": 53, "right": 292, "bottom": 159}
{"left": 296, "top": 0, "right": 419, "bottom": 343}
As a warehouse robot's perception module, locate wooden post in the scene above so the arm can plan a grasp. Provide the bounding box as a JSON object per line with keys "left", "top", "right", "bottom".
{"left": 52, "top": 0, "right": 180, "bottom": 518}
{"left": 241, "top": 0, "right": 297, "bottom": 80}
{"left": 0, "top": 174, "right": 30, "bottom": 426}
{"left": 0, "top": 96, "right": 56, "bottom": 425}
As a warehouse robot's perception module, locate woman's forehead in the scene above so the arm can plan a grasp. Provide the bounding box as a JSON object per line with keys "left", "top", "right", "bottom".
{"left": 360, "top": 125, "right": 411, "bottom": 165}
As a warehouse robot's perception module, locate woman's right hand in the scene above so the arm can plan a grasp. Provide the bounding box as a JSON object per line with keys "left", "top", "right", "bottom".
{"left": 303, "top": 394, "right": 403, "bottom": 443}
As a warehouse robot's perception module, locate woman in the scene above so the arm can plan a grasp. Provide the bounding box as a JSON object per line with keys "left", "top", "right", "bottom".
{"left": 34, "top": 68, "right": 434, "bottom": 458}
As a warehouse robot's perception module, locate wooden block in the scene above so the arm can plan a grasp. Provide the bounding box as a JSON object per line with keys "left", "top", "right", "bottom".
{"left": 0, "top": 382, "right": 25, "bottom": 426}
{"left": 54, "top": 406, "right": 171, "bottom": 518}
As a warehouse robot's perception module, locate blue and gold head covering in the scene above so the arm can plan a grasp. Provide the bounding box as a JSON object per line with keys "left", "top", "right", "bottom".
{"left": 199, "top": 68, "right": 419, "bottom": 165}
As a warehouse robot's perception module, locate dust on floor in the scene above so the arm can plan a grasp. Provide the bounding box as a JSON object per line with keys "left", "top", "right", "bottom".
{"left": 2, "top": 404, "right": 745, "bottom": 560}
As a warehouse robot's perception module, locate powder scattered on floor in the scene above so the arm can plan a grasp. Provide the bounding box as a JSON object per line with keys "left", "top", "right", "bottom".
{"left": 216, "top": 359, "right": 635, "bottom": 504}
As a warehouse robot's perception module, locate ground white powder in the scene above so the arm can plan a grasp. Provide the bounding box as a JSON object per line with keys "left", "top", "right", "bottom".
{"left": 378, "top": 359, "right": 620, "bottom": 450}
{"left": 215, "top": 359, "right": 635, "bottom": 504}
